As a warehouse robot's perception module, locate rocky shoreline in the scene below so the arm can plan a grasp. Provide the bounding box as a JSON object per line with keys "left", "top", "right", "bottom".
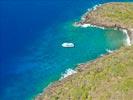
{"left": 35, "top": 51, "right": 115, "bottom": 100}
{"left": 74, "top": 2, "right": 133, "bottom": 45}
{"left": 36, "top": 2, "right": 133, "bottom": 100}
{"left": 36, "top": 45, "right": 133, "bottom": 100}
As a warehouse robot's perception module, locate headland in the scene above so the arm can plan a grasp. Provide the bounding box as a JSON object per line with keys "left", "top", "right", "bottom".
{"left": 36, "top": 2, "right": 133, "bottom": 100}
{"left": 75, "top": 2, "right": 133, "bottom": 45}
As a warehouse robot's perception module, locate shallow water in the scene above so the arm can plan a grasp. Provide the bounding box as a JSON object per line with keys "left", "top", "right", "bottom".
{"left": 0, "top": 0, "right": 132, "bottom": 100}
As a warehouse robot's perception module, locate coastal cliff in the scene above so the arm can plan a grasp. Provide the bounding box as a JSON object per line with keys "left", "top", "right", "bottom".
{"left": 36, "top": 2, "right": 133, "bottom": 100}
{"left": 36, "top": 46, "right": 133, "bottom": 100}
{"left": 75, "top": 2, "right": 133, "bottom": 44}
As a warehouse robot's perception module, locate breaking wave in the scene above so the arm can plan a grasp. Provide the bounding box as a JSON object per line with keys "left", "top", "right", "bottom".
{"left": 60, "top": 68, "right": 77, "bottom": 80}
{"left": 120, "top": 29, "right": 131, "bottom": 46}
{"left": 106, "top": 49, "right": 114, "bottom": 53}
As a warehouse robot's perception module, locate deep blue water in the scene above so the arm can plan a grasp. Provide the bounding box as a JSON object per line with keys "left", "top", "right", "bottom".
{"left": 0, "top": 0, "right": 132, "bottom": 100}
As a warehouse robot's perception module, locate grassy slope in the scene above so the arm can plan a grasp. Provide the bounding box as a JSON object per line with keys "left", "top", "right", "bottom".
{"left": 36, "top": 3, "right": 133, "bottom": 100}
{"left": 37, "top": 46, "right": 133, "bottom": 100}
{"left": 85, "top": 2, "right": 133, "bottom": 29}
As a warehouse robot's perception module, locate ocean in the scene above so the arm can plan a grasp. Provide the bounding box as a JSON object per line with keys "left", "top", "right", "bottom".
{"left": 0, "top": 0, "right": 132, "bottom": 100}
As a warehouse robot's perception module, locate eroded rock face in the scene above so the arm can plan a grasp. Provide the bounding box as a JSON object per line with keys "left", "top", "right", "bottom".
{"left": 76, "top": 2, "right": 133, "bottom": 44}
{"left": 83, "top": 3, "right": 133, "bottom": 27}
{"left": 36, "top": 45, "right": 133, "bottom": 100}
{"left": 36, "top": 3, "right": 133, "bottom": 100}
{"left": 128, "top": 29, "right": 133, "bottom": 44}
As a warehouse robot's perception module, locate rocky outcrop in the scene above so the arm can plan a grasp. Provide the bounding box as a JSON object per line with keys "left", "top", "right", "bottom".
{"left": 75, "top": 2, "right": 133, "bottom": 44}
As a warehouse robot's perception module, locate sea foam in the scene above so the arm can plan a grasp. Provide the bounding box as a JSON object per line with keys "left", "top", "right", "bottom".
{"left": 120, "top": 29, "right": 131, "bottom": 46}
{"left": 79, "top": 4, "right": 131, "bottom": 46}
{"left": 93, "top": 4, "right": 101, "bottom": 10}
{"left": 81, "top": 24, "right": 105, "bottom": 29}
{"left": 82, "top": 4, "right": 102, "bottom": 21}
{"left": 60, "top": 68, "right": 77, "bottom": 80}
{"left": 106, "top": 49, "right": 114, "bottom": 53}
{"left": 74, "top": 4, "right": 105, "bottom": 29}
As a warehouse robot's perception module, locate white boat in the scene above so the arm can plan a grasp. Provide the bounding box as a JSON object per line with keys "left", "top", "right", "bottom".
{"left": 62, "top": 43, "right": 74, "bottom": 48}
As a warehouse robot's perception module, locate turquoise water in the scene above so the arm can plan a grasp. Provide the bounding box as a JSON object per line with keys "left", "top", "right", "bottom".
{"left": 27, "top": 21, "right": 126, "bottom": 99}
{"left": 0, "top": 0, "right": 132, "bottom": 100}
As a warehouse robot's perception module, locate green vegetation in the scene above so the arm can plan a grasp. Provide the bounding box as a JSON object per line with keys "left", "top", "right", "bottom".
{"left": 37, "top": 46, "right": 133, "bottom": 100}
{"left": 36, "top": 3, "right": 133, "bottom": 100}
{"left": 85, "top": 2, "right": 133, "bottom": 29}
